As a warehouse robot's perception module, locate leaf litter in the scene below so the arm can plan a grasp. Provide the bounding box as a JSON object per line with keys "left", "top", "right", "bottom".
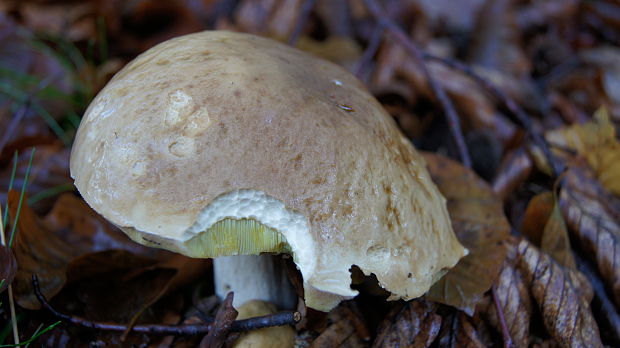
{"left": 2, "top": 0, "right": 620, "bottom": 346}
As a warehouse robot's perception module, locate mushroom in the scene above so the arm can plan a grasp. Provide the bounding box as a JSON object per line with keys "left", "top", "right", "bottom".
{"left": 70, "top": 30, "right": 467, "bottom": 313}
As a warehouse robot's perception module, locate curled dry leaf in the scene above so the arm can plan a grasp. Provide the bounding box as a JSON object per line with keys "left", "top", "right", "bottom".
{"left": 516, "top": 239, "right": 603, "bottom": 348}
{"left": 372, "top": 300, "right": 441, "bottom": 348}
{"left": 437, "top": 312, "right": 486, "bottom": 348}
{"left": 492, "top": 146, "right": 533, "bottom": 201}
{"left": 481, "top": 240, "right": 532, "bottom": 347}
{"left": 423, "top": 152, "right": 510, "bottom": 315}
{"left": 0, "top": 244, "right": 17, "bottom": 292}
{"left": 522, "top": 191, "right": 576, "bottom": 269}
{"left": 559, "top": 163, "right": 620, "bottom": 305}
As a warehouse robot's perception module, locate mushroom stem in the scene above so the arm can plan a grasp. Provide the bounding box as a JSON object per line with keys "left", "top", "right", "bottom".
{"left": 214, "top": 254, "right": 298, "bottom": 310}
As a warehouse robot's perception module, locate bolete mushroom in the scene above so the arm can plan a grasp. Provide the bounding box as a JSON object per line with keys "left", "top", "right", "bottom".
{"left": 70, "top": 30, "right": 467, "bottom": 312}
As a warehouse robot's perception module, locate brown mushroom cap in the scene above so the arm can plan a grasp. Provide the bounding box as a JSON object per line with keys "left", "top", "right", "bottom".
{"left": 70, "top": 30, "right": 467, "bottom": 311}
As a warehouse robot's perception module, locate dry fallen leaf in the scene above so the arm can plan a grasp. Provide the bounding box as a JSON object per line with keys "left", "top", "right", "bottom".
{"left": 373, "top": 40, "right": 517, "bottom": 145}
{"left": 9, "top": 190, "right": 75, "bottom": 309}
{"left": 309, "top": 303, "right": 368, "bottom": 348}
{"left": 492, "top": 146, "right": 533, "bottom": 201}
{"left": 0, "top": 244, "right": 17, "bottom": 292}
{"left": 532, "top": 109, "right": 620, "bottom": 195}
{"left": 481, "top": 241, "right": 532, "bottom": 347}
{"left": 559, "top": 163, "right": 620, "bottom": 306}
{"left": 372, "top": 300, "right": 441, "bottom": 348}
{"left": 8, "top": 191, "right": 188, "bottom": 309}
{"left": 424, "top": 152, "right": 510, "bottom": 315}
{"left": 522, "top": 191, "right": 576, "bottom": 269}
{"left": 516, "top": 238, "right": 603, "bottom": 348}
{"left": 436, "top": 312, "right": 486, "bottom": 348}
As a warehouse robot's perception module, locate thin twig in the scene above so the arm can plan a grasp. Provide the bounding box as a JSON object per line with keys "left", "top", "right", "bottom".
{"left": 32, "top": 275, "right": 300, "bottom": 336}
{"left": 287, "top": 0, "right": 318, "bottom": 45}
{"left": 492, "top": 285, "right": 513, "bottom": 348}
{"left": 362, "top": 0, "right": 472, "bottom": 168}
{"left": 200, "top": 292, "right": 238, "bottom": 348}
{"left": 422, "top": 53, "right": 561, "bottom": 177}
{"left": 354, "top": 22, "right": 385, "bottom": 81}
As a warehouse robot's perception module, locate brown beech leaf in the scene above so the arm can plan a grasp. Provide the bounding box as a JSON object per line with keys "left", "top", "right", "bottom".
{"left": 559, "top": 163, "right": 620, "bottom": 305}
{"left": 0, "top": 244, "right": 17, "bottom": 292}
{"left": 481, "top": 240, "right": 532, "bottom": 347}
{"left": 309, "top": 303, "right": 368, "bottom": 348}
{"left": 437, "top": 312, "right": 486, "bottom": 348}
{"left": 68, "top": 253, "right": 177, "bottom": 323}
{"left": 9, "top": 192, "right": 174, "bottom": 309}
{"left": 424, "top": 152, "right": 510, "bottom": 315}
{"left": 43, "top": 193, "right": 163, "bottom": 256}
{"left": 373, "top": 41, "right": 517, "bottom": 144}
{"left": 492, "top": 146, "right": 533, "bottom": 201}
{"left": 9, "top": 190, "right": 75, "bottom": 309}
{"left": 516, "top": 239, "right": 603, "bottom": 348}
{"left": 522, "top": 191, "right": 576, "bottom": 269}
{"left": 372, "top": 300, "right": 441, "bottom": 348}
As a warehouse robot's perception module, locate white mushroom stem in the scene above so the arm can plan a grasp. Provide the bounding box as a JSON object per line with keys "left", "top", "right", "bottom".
{"left": 213, "top": 254, "right": 298, "bottom": 309}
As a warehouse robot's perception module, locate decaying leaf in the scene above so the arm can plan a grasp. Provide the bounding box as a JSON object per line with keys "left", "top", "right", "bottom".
{"left": 436, "top": 312, "right": 486, "bottom": 348}
{"left": 309, "top": 303, "right": 368, "bottom": 348}
{"left": 68, "top": 252, "right": 177, "bottom": 323}
{"left": 372, "top": 300, "right": 441, "bottom": 348}
{"left": 532, "top": 109, "right": 620, "bottom": 196}
{"left": 373, "top": 41, "right": 518, "bottom": 144}
{"left": 9, "top": 191, "right": 201, "bottom": 309}
{"left": 492, "top": 146, "right": 533, "bottom": 201}
{"left": 522, "top": 191, "right": 576, "bottom": 269}
{"left": 559, "top": 163, "right": 620, "bottom": 305}
{"left": 9, "top": 190, "right": 75, "bottom": 309}
{"left": 424, "top": 152, "right": 510, "bottom": 315}
{"left": 516, "top": 239, "right": 603, "bottom": 348}
{"left": 0, "top": 244, "right": 17, "bottom": 292}
{"left": 481, "top": 241, "right": 532, "bottom": 347}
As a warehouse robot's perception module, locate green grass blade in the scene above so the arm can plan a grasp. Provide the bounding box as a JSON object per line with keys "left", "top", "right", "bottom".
{"left": 8, "top": 148, "right": 36, "bottom": 248}
{"left": 28, "top": 183, "right": 75, "bottom": 205}
{"left": 0, "top": 321, "right": 61, "bottom": 347}
{"left": 3, "top": 152, "right": 18, "bottom": 232}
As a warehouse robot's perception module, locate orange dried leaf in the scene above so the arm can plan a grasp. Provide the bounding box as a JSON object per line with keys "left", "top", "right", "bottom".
{"left": 559, "top": 164, "right": 620, "bottom": 305}
{"left": 522, "top": 191, "right": 576, "bottom": 269}
{"left": 522, "top": 191, "right": 555, "bottom": 245}
{"left": 424, "top": 153, "right": 510, "bottom": 315}
{"left": 516, "top": 239, "right": 602, "bottom": 348}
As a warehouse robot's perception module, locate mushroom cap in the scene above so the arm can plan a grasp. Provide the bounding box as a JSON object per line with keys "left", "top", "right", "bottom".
{"left": 70, "top": 30, "right": 467, "bottom": 311}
